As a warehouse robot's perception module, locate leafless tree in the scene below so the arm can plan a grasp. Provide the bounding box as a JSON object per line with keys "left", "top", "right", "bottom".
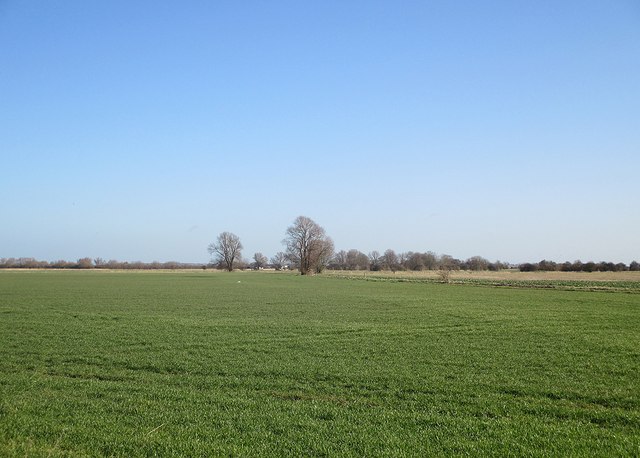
{"left": 77, "top": 257, "right": 93, "bottom": 269}
{"left": 270, "top": 252, "right": 288, "bottom": 270}
{"left": 106, "top": 259, "right": 121, "bottom": 269}
{"left": 465, "top": 256, "right": 490, "bottom": 271}
{"left": 283, "top": 216, "right": 333, "bottom": 275}
{"left": 313, "top": 237, "right": 335, "bottom": 274}
{"left": 344, "top": 249, "right": 367, "bottom": 270}
{"left": 333, "top": 250, "right": 348, "bottom": 270}
{"left": 208, "top": 231, "right": 243, "bottom": 271}
{"left": 438, "top": 254, "right": 460, "bottom": 271}
{"left": 253, "top": 252, "right": 268, "bottom": 269}
{"left": 437, "top": 266, "right": 452, "bottom": 283}
{"left": 382, "top": 249, "right": 399, "bottom": 272}
{"left": 406, "top": 252, "right": 424, "bottom": 271}
{"left": 368, "top": 251, "right": 381, "bottom": 271}
{"left": 398, "top": 252, "right": 410, "bottom": 270}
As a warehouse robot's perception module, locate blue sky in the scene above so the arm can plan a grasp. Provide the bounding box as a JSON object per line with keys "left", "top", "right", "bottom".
{"left": 1, "top": 1, "right": 639, "bottom": 264}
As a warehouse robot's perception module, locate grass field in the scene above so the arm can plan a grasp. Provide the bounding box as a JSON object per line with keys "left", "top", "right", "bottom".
{"left": 0, "top": 270, "right": 639, "bottom": 456}
{"left": 325, "top": 268, "right": 640, "bottom": 282}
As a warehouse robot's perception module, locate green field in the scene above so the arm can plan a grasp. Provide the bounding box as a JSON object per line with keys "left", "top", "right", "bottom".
{"left": 1, "top": 270, "right": 638, "bottom": 456}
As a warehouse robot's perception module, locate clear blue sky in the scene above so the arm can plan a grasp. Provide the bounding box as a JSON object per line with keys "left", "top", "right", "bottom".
{"left": 1, "top": 1, "right": 639, "bottom": 264}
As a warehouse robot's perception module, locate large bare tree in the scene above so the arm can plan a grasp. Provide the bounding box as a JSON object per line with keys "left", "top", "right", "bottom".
{"left": 283, "top": 216, "right": 334, "bottom": 275}
{"left": 208, "top": 232, "right": 243, "bottom": 271}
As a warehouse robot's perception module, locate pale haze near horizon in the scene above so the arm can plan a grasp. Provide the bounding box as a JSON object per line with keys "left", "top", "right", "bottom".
{"left": 1, "top": 1, "right": 638, "bottom": 265}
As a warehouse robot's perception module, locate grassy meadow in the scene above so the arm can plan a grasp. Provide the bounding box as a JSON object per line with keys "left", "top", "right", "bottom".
{"left": 0, "top": 270, "right": 638, "bottom": 456}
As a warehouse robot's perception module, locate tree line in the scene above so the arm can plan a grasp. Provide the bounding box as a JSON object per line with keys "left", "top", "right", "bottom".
{"left": 3, "top": 216, "right": 637, "bottom": 273}
{"left": 207, "top": 216, "right": 640, "bottom": 275}
{"left": 519, "top": 259, "right": 639, "bottom": 272}
{"left": 0, "top": 258, "right": 203, "bottom": 270}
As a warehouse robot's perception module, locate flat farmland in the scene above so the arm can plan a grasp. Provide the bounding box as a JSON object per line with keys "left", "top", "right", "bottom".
{"left": 0, "top": 270, "right": 638, "bottom": 456}
{"left": 325, "top": 268, "right": 640, "bottom": 283}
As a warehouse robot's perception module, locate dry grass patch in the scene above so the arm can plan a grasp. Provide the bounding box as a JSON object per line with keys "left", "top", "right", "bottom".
{"left": 324, "top": 269, "right": 640, "bottom": 282}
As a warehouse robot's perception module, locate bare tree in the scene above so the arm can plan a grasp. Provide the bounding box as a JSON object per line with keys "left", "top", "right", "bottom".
{"left": 398, "top": 252, "right": 410, "bottom": 270}
{"left": 333, "top": 250, "right": 348, "bottom": 270}
{"left": 106, "top": 259, "right": 122, "bottom": 269}
{"left": 345, "top": 249, "right": 369, "bottom": 270}
{"left": 437, "top": 266, "right": 452, "bottom": 283}
{"left": 406, "top": 252, "right": 424, "bottom": 271}
{"left": 253, "top": 252, "right": 268, "bottom": 269}
{"left": 368, "top": 251, "right": 381, "bottom": 271}
{"left": 270, "top": 252, "right": 288, "bottom": 270}
{"left": 436, "top": 254, "right": 458, "bottom": 283}
{"left": 283, "top": 216, "right": 333, "bottom": 275}
{"left": 208, "top": 232, "right": 243, "bottom": 271}
{"left": 438, "top": 254, "right": 460, "bottom": 271}
{"left": 382, "top": 249, "right": 399, "bottom": 272}
{"left": 77, "top": 257, "right": 93, "bottom": 269}
{"left": 465, "top": 256, "right": 490, "bottom": 271}
{"left": 313, "top": 237, "right": 334, "bottom": 274}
